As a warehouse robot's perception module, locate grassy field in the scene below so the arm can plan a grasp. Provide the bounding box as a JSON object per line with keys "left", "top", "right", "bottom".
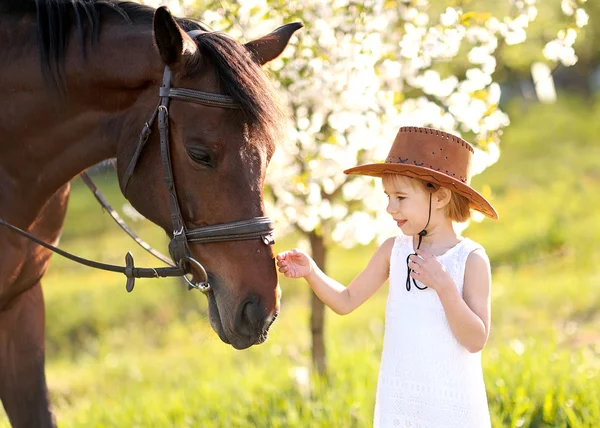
{"left": 1, "top": 97, "right": 599, "bottom": 427}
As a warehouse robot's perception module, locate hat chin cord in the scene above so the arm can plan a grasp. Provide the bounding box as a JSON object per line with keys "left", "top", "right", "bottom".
{"left": 406, "top": 192, "right": 432, "bottom": 291}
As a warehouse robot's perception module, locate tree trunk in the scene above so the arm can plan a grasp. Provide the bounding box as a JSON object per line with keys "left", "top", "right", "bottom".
{"left": 309, "top": 232, "right": 327, "bottom": 376}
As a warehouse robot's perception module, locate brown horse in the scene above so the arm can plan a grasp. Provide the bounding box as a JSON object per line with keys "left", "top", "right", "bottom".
{"left": 0, "top": 0, "right": 301, "bottom": 426}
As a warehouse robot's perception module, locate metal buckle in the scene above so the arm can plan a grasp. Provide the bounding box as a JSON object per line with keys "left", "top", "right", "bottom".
{"left": 182, "top": 257, "right": 210, "bottom": 293}
{"left": 262, "top": 233, "right": 275, "bottom": 246}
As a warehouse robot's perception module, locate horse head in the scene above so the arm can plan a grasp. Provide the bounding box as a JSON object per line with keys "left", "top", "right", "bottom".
{"left": 118, "top": 7, "right": 301, "bottom": 349}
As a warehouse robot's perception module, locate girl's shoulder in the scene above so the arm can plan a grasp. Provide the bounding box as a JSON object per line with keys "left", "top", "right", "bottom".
{"left": 379, "top": 235, "right": 403, "bottom": 260}
{"left": 462, "top": 237, "right": 490, "bottom": 268}
{"left": 432, "top": 237, "right": 488, "bottom": 270}
{"left": 460, "top": 237, "right": 489, "bottom": 259}
{"left": 455, "top": 238, "right": 491, "bottom": 277}
{"left": 375, "top": 234, "right": 411, "bottom": 264}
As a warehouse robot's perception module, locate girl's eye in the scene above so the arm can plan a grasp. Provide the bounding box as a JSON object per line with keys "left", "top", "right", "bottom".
{"left": 385, "top": 194, "right": 405, "bottom": 200}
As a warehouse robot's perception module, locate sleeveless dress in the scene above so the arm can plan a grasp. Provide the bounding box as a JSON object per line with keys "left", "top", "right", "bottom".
{"left": 373, "top": 234, "right": 492, "bottom": 428}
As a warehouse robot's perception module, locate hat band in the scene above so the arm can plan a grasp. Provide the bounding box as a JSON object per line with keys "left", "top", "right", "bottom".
{"left": 384, "top": 156, "right": 468, "bottom": 184}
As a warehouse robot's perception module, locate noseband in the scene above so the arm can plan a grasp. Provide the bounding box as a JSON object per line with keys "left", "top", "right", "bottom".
{"left": 0, "top": 35, "right": 275, "bottom": 293}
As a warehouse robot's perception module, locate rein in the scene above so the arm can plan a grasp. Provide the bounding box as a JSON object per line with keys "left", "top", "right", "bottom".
{"left": 0, "top": 40, "right": 275, "bottom": 293}
{"left": 0, "top": 216, "right": 185, "bottom": 292}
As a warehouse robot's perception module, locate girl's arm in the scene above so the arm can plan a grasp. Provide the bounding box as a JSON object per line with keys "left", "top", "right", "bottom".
{"left": 438, "top": 249, "right": 491, "bottom": 352}
{"left": 408, "top": 248, "right": 491, "bottom": 353}
{"left": 277, "top": 237, "right": 394, "bottom": 315}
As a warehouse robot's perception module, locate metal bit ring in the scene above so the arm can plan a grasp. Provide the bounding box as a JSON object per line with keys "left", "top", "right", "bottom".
{"left": 182, "top": 257, "right": 211, "bottom": 293}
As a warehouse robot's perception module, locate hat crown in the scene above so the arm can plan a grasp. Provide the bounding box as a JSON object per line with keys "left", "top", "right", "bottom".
{"left": 386, "top": 127, "right": 473, "bottom": 184}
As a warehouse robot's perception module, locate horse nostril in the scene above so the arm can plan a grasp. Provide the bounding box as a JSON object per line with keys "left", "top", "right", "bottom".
{"left": 238, "top": 296, "right": 263, "bottom": 335}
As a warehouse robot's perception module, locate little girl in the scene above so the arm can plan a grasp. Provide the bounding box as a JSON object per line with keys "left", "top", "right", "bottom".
{"left": 276, "top": 126, "right": 498, "bottom": 428}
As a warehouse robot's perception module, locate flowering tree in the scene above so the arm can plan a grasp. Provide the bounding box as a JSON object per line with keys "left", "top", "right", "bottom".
{"left": 142, "top": 0, "right": 588, "bottom": 374}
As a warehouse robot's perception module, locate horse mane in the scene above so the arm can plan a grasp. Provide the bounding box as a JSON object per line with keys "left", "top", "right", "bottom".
{"left": 0, "top": 0, "right": 283, "bottom": 145}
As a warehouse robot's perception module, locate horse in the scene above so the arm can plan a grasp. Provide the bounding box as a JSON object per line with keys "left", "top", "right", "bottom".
{"left": 0, "top": 0, "right": 301, "bottom": 426}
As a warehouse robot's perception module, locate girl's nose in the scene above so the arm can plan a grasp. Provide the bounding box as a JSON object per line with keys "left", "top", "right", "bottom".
{"left": 386, "top": 200, "right": 397, "bottom": 215}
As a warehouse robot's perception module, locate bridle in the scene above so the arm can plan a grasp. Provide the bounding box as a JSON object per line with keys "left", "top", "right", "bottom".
{"left": 120, "top": 59, "right": 275, "bottom": 291}
{"left": 0, "top": 32, "right": 275, "bottom": 293}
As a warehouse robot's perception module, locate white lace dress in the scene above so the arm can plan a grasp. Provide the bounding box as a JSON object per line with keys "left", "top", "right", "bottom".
{"left": 373, "top": 234, "right": 491, "bottom": 428}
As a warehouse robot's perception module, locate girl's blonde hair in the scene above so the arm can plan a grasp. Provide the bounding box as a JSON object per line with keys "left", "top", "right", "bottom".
{"left": 382, "top": 174, "right": 471, "bottom": 223}
{"left": 444, "top": 188, "right": 471, "bottom": 223}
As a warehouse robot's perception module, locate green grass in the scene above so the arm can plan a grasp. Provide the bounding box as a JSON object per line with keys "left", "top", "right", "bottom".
{"left": 2, "top": 96, "right": 600, "bottom": 427}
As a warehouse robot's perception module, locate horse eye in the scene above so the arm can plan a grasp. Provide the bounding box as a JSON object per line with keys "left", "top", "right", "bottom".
{"left": 187, "top": 146, "right": 215, "bottom": 167}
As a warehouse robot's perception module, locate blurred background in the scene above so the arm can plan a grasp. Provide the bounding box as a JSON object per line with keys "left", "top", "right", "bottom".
{"left": 2, "top": 0, "right": 599, "bottom": 427}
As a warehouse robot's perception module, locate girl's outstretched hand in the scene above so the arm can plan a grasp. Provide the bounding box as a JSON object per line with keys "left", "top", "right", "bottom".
{"left": 276, "top": 249, "right": 313, "bottom": 279}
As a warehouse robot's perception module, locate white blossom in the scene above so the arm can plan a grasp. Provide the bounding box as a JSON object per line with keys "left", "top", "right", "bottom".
{"left": 561, "top": 0, "right": 576, "bottom": 16}
{"left": 575, "top": 8, "right": 589, "bottom": 28}
{"left": 440, "top": 7, "right": 459, "bottom": 27}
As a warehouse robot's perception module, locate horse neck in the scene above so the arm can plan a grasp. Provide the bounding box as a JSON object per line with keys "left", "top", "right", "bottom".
{"left": 0, "top": 18, "right": 162, "bottom": 214}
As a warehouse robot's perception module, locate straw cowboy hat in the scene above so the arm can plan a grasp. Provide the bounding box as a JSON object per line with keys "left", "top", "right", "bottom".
{"left": 344, "top": 126, "right": 499, "bottom": 220}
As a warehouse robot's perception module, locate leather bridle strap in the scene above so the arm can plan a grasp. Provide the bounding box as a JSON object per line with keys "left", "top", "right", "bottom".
{"left": 157, "top": 66, "right": 190, "bottom": 266}
{"left": 160, "top": 87, "right": 238, "bottom": 108}
{"left": 121, "top": 107, "right": 159, "bottom": 194}
{"left": 187, "top": 217, "right": 274, "bottom": 245}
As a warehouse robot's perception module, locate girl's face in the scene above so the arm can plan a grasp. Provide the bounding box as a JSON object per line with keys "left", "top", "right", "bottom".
{"left": 382, "top": 175, "right": 432, "bottom": 236}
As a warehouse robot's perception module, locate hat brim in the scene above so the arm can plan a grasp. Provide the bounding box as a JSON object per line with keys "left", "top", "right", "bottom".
{"left": 344, "top": 163, "right": 498, "bottom": 220}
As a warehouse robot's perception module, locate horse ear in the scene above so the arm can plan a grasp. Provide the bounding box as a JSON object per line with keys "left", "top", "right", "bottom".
{"left": 153, "top": 6, "right": 197, "bottom": 66}
{"left": 244, "top": 22, "right": 303, "bottom": 65}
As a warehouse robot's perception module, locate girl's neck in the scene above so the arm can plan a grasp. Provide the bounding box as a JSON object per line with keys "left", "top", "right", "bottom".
{"left": 411, "top": 219, "right": 460, "bottom": 255}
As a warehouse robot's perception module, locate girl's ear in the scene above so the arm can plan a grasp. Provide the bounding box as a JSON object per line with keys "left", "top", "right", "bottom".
{"left": 434, "top": 186, "right": 452, "bottom": 209}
